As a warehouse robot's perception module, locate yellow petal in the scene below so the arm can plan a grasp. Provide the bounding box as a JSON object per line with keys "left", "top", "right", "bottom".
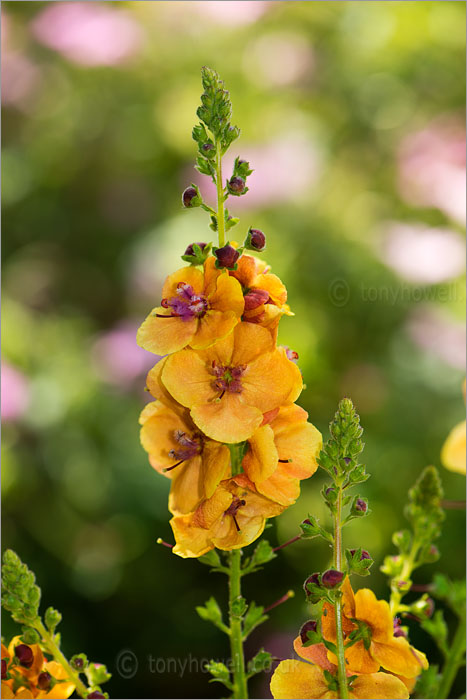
{"left": 293, "top": 637, "right": 336, "bottom": 672}
{"left": 270, "top": 659, "right": 330, "bottom": 699}
{"left": 441, "top": 420, "right": 466, "bottom": 474}
{"left": 1, "top": 683, "right": 15, "bottom": 700}
{"left": 170, "top": 514, "right": 213, "bottom": 558}
{"left": 168, "top": 456, "right": 204, "bottom": 515}
{"left": 256, "top": 467, "right": 300, "bottom": 507}
{"left": 201, "top": 443, "right": 231, "bottom": 499}
{"left": 191, "top": 393, "right": 263, "bottom": 443}
{"left": 146, "top": 358, "right": 178, "bottom": 407}
{"left": 255, "top": 272, "right": 287, "bottom": 306}
{"left": 371, "top": 638, "right": 427, "bottom": 678}
{"left": 242, "top": 348, "right": 302, "bottom": 414}
{"left": 208, "top": 271, "right": 244, "bottom": 315}
{"left": 230, "top": 322, "right": 274, "bottom": 365}
{"left": 229, "top": 254, "right": 257, "bottom": 288}
{"left": 162, "top": 349, "right": 215, "bottom": 407}
{"left": 190, "top": 310, "right": 239, "bottom": 350}
{"left": 271, "top": 405, "right": 322, "bottom": 480}
{"left": 243, "top": 425, "right": 278, "bottom": 483}
{"left": 212, "top": 512, "right": 266, "bottom": 551}
{"left": 162, "top": 265, "right": 204, "bottom": 298}
{"left": 354, "top": 588, "right": 393, "bottom": 642}
{"left": 193, "top": 486, "right": 233, "bottom": 529}
{"left": 140, "top": 401, "right": 190, "bottom": 473}
{"left": 137, "top": 307, "right": 197, "bottom": 355}
{"left": 351, "top": 672, "right": 409, "bottom": 699}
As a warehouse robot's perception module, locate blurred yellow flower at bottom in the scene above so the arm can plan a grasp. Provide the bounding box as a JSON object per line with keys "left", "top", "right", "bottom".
{"left": 270, "top": 659, "right": 409, "bottom": 699}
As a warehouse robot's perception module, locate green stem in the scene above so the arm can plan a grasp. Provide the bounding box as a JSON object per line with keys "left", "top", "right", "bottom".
{"left": 334, "top": 487, "right": 349, "bottom": 700}
{"left": 437, "top": 614, "right": 466, "bottom": 699}
{"left": 215, "top": 141, "right": 226, "bottom": 247}
{"left": 229, "top": 549, "right": 248, "bottom": 700}
{"left": 33, "top": 619, "right": 89, "bottom": 698}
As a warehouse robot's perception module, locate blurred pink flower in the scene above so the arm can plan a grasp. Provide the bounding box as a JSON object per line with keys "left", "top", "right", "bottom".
{"left": 246, "top": 32, "right": 314, "bottom": 87}
{"left": 1, "top": 362, "right": 30, "bottom": 421}
{"left": 91, "top": 322, "right": 159, "bottom": 387}
{"left": 407, "top": 307, "right": 466, "bottom": 370}
{"left": 380, "top": 222, "right": 465, "bottom": 284}
{"left": 398, "top": 117, "right": 466, "bottom": 225}
{"left": 31, "top": 2, "right": 142, "bottom": 67}
{"left": 194, "top": 1, "right": 270, "bottom": 26}
{"left": 1, "top": 52, "right": 40, "bottom": 107}
{"left": 191, "top": 135, "right": 320, "bottom": 210}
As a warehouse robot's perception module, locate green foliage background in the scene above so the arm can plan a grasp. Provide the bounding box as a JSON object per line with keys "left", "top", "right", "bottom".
{"left": 2, "top": 2, "right": 465, "bottom": 698}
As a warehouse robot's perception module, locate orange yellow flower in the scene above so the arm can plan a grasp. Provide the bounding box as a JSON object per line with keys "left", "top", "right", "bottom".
{"left": 170, "top": 474, "right": 285, "bottom": 557}
{"left": 139, "top": 399, "right": 230, "bottom": 514}
{"left": 2, "top": 640, "right": 74, "bottom": 700}
{"left": 242, "top": 404, "right": 322, "bottom": 505}
{"left": 270, "top": 658, "right": 409, "bottom": 699}
{"left": 161, "top": 322, "right": 303, "bottom": 443}
{"left": 137, "top": 261, "right": 244, "bottom": 355}
{"left": 322, "top": 579, "right": 428, "bottom": 678}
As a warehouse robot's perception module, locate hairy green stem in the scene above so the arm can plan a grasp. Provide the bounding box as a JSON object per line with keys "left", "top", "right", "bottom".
{"left": 229, "top": 549, "right": 248, "bottom": 699}
{"left": 437, "top": 614, "right": 466, "bottom": 699}
{"left": 33, "top": 619, "right": 89, "bottom": 698}
{"left": 334, "top": 487, "right": 349, "bottom": 700}
{"left": 215, "top": 141, "right": 225, "bottom": 247}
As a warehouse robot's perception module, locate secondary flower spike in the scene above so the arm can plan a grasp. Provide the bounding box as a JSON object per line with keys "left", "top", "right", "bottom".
{"left": 137, "top": 261, "right": 244, "bottom": 355}
{"left": 161, "top": 322, "right": 303, "bottom": 443}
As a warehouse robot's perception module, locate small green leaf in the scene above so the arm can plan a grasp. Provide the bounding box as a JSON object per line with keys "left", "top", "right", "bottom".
{"left": 205, "top": 660, "right": 232, "bottom": 688}
{"left": 231, "top": 596, "right": 248, "bottom": 619}
{"left": 242, "top": 602, "right": 268, "bottom": 639}
{"left": 247, "top": 649, "right": 273, "bottom": 677}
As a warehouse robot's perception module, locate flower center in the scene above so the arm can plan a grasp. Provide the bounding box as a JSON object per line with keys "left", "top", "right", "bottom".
{"left": 164, "top": 430, "right": 202, "bottom": 472}
{"left": 224, "top": 497, "right": 246, "bottom": 531}
{"left": 210, "top": 361, "right": 247, "bottom": 398}
{"left": 159, "top": 283, "right": 208, "bottom": 320}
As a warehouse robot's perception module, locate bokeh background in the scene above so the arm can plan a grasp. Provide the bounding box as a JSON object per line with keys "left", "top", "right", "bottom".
{"left": 2, "top": 2, "right": 466, "bottom": 698}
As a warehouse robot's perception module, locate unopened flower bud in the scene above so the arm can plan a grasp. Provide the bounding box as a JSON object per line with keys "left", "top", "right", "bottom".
{"left": 299, "top": 620, "right": 318, "bottom": 645}
{"left": 182, "top": 186, "right": 200, "bottom": 208}
{"left": 247, "top": 228, "right": 266, "bottom": 252}
{"left": 214, "top": 244, "right": 240, "bottom": 269}
{"left": 87, "top": 693, "right": 106, "bottom": 699}
{"left": 244, "top": 288, "right": 269, "bottom": 311}
{"left": 321, "top": 569, "right": 344, "bottom": 589}
{"left": 303, "top": 573, "right": 321, "bottom": 592}
{"left": 228, "top": 176, "right": 245, "bottom": 193}
{"left": 201, "top": 143, "right": 214, "bottom": 156}
{"left": 184, "top": 242, "right": 207, "bottom": 257}
{"left": 14, "top": 644, "right": 34, "bottom": 668}
{"left": 37, "top": 672, "right": 52, "bottom": 690}
{"left": 350, "top": 548, "right": 371, "bottom": 560}
{"left": 1, "top": 659, "right": 7, "bottom": 680}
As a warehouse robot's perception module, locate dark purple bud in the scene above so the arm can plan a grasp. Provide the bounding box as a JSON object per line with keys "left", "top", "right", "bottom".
{"left": 202, "top": 143, "right": 214, "bottom": 154}
{"left": 182, "top": 186, "right": 199, "bottom": 208}
{"left": 14, "top": 644, "right": 34, "bottom": 668}
{"left": 1, "top": 659, "right": 7, "bottom": 680}
{"left": 244, "top": 288, "right": 270, "bottom": 311}
{"left": 248, "top": 228, "right": 266, "bottom": 252}
{"left": 228, "top": 176, "right": 245, "bottom": 193}
{"left": 184, "top": 242, "right": 207, "bottom": 257}
{"left": 343, "top": 457, "right": 351, "bottom": 465}
{"left": 73, "top": 657, "right": 85, "bottom": 670}
{"left": 214, "top": 244, "right": 240, "bottom": 269}
{"left": 299, "top": 620, "right": 318, "bottom": 645}
{"left": 304, "top": 573, "right": 321, "bottom": 591}
{"left": 37, "top": 672, "right": 52, "bottom": 690}
{"left": 87, "top": 693, "right": 106, "bottom": 699}
{"left": 350, "top": 548, "right": 371, "bottom": 560}
{"left": 321, "top": 569, "right": 344, "bottom": 589}
{"left": 238, "top": 159, "right": 247, "bottom": 165}
{"left": 355, "top": 498, "right": 367, "bottom": 513}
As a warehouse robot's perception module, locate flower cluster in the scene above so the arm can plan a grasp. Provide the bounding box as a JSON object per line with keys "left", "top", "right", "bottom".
{"left": 1, "top": 637, "right": 74, "bottom": 700}
{"left": 270, "top": 578, "right": 428, "bottom": 699}
{"left": 138, "top": 251, "right": 322, "bottom": 557}
{"left": 137, "top": 66, "right": 321, "bottom": 558}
